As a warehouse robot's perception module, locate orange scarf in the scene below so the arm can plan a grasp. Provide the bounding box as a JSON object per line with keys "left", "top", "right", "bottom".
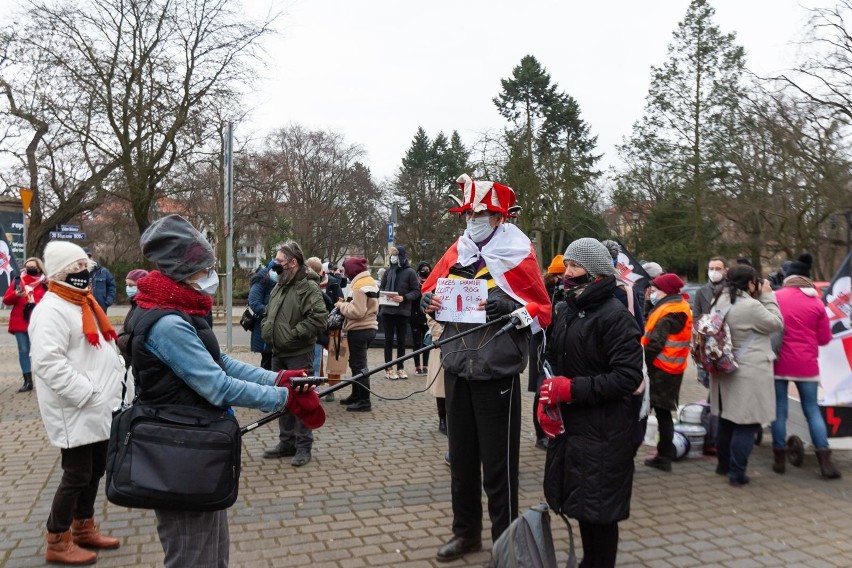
{"left": 48, "top": 282, "right": 118, "bottom": 347}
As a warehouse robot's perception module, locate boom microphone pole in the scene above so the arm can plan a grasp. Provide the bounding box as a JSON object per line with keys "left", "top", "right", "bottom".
{"left": 240, "top": 303, "right": 540, "bottom": 435}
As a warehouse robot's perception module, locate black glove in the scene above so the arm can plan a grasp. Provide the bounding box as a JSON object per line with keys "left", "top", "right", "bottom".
{"left": 420, "top": 291, "right": 434, "bottom": 313}
{"left": 485, "top": 298, "right": 517, "bottom": 321}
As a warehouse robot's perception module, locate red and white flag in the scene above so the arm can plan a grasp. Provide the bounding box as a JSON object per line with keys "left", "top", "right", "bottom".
{"left": 422, "top": 223, "right": 552, "bottom": 327}
{"left": 819, "top": 252, "right": 852, "bottom": 406}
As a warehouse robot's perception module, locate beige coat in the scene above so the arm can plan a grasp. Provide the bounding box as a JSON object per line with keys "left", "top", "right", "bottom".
{"left": 709, "top": 290, "right": 784, "bottom": 425}
{"left": 426, "top": 318, "right": 445, "bottom": 398}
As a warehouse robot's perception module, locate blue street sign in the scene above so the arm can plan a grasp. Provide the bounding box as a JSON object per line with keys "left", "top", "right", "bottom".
{"left": 387, "top": 223, "right": 394, "bottom": 243}
{"left": 49, "top": 231, "right": 87, "bottom": 240}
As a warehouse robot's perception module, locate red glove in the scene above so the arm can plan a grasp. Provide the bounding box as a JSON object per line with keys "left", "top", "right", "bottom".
{"left": 537, "top": 399, "right": 565, "bottom": 439}
{"left": 275, "top": 369, "right": 307, "bottom": 387}
{"left": 539, "top": 376, "right": 573, "bottom": 406}
{"left": 286, "top": 388, "right": 326, "bottom": 430}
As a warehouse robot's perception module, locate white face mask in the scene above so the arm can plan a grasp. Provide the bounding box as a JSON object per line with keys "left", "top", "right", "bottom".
{"left": 188, "top": 268, "right": 219, "bottom": 296}
{"left": 389, "top": 255, "right": 399, "bottom": 265}
{"left": 467, "top": 216, "right": 495, "bottom": 242}
{"left": 708, "top": 269, "right": 724, "bottom": 284}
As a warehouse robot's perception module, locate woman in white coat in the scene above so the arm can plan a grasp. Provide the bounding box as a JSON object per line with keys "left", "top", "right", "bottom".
{"left": 28, "top": 242, "right": 124, "bottom": 565}
{"left": 709, "top": 264, "right": 783, "bottom": 487}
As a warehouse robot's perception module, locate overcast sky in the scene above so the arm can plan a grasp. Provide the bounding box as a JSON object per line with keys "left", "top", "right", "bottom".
{"left": 245, "top": 1, "right": 827, "bottom": 183}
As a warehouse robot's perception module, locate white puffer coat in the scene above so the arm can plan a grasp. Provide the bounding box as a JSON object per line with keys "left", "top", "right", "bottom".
{"left": 28, "top": 292, "right": 124, "bottom": 449}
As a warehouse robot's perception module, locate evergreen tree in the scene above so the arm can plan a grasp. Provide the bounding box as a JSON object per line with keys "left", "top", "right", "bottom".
{"left": 618, "top": 0, "right": 747, "bottom": 278}
{"left": 494, "top": 55, "right": 603, "bottom": 261}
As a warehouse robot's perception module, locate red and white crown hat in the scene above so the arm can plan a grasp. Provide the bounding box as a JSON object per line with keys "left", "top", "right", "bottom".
{"left": 448, "top": 173, "right": 518, "bottom": 218}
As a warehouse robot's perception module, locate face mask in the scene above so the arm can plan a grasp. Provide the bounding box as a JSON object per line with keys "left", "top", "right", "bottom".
{"left": 188, "top": 268, "right": 219, "bottom": 296}
{"left": 26, "top": 267, "right": 39, "bottom": 276}
{"left": 419, "top": 271, "right": 430, "bottom": 279}
{"left": 563, "top": 273, "right": 592, "bottom": 289}
{"left": 649, "top": 293, "right": 661, "bottom": 306}
{"left": 269, "top": 270, "right": 279, "bottom": 283}
{"left": 390, "top": 255, "right": 399, "bottom": 265}
{"left": 125, "top": 285, "right": 138, "bottom": 298}
{"left": 708, "top": 269, "right": 724, "bottom": 283}
{"left": 65, "top": 269, "right": 91, "bottom": 290}
{"left": 467, "top": 216, "right": 495, "bottom": 242}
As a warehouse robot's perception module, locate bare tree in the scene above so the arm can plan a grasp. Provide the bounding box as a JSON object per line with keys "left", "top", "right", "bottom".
{"left": 0, "top": 0, "right": 276, "bottom": 256}
{"left": 779, "top": 0, "right": 852, "bottom": 122}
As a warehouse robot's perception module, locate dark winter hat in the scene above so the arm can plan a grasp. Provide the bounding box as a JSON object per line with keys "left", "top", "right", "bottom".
{"left": 126, "top": 269, "right": 149, "bottom": 282}
{"left": 785, "top": 253, "right": 813, "bottom": 278}
{"left": 563, "top": 238, "right": 615, "bottom": 278}
{"left": 601, "top": 239, "right": 621, "bottom": 262}
{"left": 140, "top": 214, "right": 215, "bottom": 282}
{"left": 652, "top": 273, "right": 684, "bottom": 295}
{"left": 343, "top": 256, "right": 369, "bottom": 279}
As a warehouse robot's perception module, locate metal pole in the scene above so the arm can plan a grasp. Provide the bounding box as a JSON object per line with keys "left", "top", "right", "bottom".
{"left": 225, "top": 122, "right": 234, "bottom": 352}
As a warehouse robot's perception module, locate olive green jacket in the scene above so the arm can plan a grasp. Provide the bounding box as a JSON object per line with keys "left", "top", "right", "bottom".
{"left": 261, "top": 266, "right": 328, "bottom": 358}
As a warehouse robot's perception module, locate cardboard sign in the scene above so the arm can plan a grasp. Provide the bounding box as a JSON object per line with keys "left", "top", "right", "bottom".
{"left": 434, "top": 278, "right": 487, "bottom": 324}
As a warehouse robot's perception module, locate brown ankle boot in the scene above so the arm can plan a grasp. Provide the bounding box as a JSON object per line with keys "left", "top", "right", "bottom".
{"left": 45, "top": 530, "right": 97, "bottom": 565}
{"left": 71, "top": 518, "right": 120, "bottom": 549}
{"left": 815, "top": 449, "right": 842, "bottom": 479}
{"left": 772, "top": 448, "right": 786, "bottom": 474}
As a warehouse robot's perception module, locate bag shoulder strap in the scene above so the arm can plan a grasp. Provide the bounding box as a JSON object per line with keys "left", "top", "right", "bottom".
{"left": 557, "top": 513, "right": 577, "bottom": 568}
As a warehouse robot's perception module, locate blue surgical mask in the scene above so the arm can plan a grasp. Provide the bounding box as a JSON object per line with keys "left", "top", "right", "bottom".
{"left": 466, "top": 216, "right": 495, "bottom": 242}
{"left": 125, "top": 285, "right": 138, "bottom": 298}
{"left": 188, "top": 268, "right": 219, "bottom": 296}
{"left": 269, "top": 270, "right": 279, "bottom": 283}
{"left": 649, "top": 293, "right": 661, "bottom": 306}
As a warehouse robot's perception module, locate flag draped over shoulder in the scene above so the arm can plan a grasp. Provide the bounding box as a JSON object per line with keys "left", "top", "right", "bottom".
{"left": 0, "top": 224, "right": 20, "bottom": 298}
{"left": 422, "top": 223, "right": 552, "bottom": 327}
{"left": 818, "top": 252, "right": 852, "bottom": 407}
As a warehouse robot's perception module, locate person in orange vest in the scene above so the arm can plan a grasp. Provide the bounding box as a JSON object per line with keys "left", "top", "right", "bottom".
{"left": 641, "top": 273, "right": 693, "bottom": 471}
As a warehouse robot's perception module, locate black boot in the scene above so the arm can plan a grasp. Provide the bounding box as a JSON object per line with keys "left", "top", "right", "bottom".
{"left": 438, "top": 416, "right": 447, "bottom": 435}
{"left": 815, "top": 449, "right": 841, "bottom": 479}
{"left": 339, "top": 389, "right": 357, "bottom": 405}
{"left": 347, "top": 376, "right": 371, "bottom": 412}
{"left": 772, "top": 448, "right": 786, "bottom": 474}
{"left": 18, "top": 372, "right": 33, "bottom": 393}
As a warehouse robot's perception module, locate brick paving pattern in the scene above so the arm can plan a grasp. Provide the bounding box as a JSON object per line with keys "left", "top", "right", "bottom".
{"left": 2, "top": 335, "right": 852, "bottom": 567}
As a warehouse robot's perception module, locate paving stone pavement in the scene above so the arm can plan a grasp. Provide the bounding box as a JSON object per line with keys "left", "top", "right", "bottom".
{"left": 2, "top": 342, "right": 852, "bottom": 567}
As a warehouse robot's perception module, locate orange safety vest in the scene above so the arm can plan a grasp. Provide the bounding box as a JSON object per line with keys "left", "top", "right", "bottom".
{"left": 641, "top": 298, "right": 693, "bottom": 374}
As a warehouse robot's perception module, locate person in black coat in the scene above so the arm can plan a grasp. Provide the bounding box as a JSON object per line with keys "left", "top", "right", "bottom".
{"left": 539, "top": 238, "right": 643, "bottom": 568}
{"left": 378, "top": 245, "right": 420, "bottom": 380}
{"left": 249, "top": 263, "right": 278, "bottom": 370}
{"left": 410, "top": 261, "right": 432, "bottom": 376}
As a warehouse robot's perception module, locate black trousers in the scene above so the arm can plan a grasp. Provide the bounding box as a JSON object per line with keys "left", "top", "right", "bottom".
{"left": 445, "top": 372, "right": 520, "bottom": 543}
{"left": 382, "top": 314, "right": 409, "bottom": 368}
{"left": 654, "top": 406, "right": 674, "bottom": 458}
{"left": 578, "top": 521, "right": 619, "bottom": 568}
{"left": 47, "top": 440, "right": 109, "bottom": 533}
{"left": 259, "top": 351, "right": 272, "bottom": 371}
{"left": 347, "top": 328, "right": 375, "bottom": 401}
{"left": 410, "top": 322, "right": 429, "bottom": 367}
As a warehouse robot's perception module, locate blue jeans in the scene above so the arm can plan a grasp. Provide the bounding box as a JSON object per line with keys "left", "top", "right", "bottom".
{"left": 771, "top": 379, "right": 829, "bottom": 450}
{"left": 716, "top": 418, "right": 760, "bottom": 483}
{"left": 14, "top": 332, "right": 31, "bottom": 374}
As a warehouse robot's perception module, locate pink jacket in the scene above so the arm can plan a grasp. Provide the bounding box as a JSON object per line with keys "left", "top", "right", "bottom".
{"left": 774, "top": 286, "right": 832, "bottom": 379}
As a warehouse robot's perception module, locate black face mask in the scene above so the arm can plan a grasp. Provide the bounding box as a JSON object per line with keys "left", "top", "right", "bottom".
{"left": 419, "top": 271, "right": 430, "bottom": 279}
{"left": 563, "top": 273, "right": 593, "bottom": 289}
{"left": 26, "top": 267, "right": 40, "bottom": 276}
{"left": 65, "top": 269, "right": 91, "bottom": 289}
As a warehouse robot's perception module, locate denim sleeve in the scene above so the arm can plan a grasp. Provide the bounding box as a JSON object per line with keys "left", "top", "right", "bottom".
{"left": 221, "top": 353, "right": 276, "bottom": 385}
{"left": 146, "top": 315, "right": 287, "bottom": 412}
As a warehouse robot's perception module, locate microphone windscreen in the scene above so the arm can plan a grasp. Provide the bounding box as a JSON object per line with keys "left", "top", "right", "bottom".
{"left": 525, "top": 302, "right": 540, "bottom": 318}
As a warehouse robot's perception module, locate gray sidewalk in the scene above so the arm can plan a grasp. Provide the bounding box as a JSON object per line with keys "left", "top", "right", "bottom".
{"left": 1, "top": 345, "right": 851, "bottom": 567}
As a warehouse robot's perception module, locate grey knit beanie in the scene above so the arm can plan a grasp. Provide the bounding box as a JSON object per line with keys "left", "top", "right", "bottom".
{"left": 140, "top": 214, "right": 215, "bottom": 282}
{"left": 563, "top": 238, "right": 615, "bottom": 278}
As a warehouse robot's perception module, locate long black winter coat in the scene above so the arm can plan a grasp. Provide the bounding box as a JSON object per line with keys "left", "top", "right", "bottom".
{"left": 543, "top": 276, "right": 643, "bottom": 524}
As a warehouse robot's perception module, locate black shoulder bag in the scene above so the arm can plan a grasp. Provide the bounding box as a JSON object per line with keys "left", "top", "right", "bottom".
{"left": 105, "top": 310, "right": 242, "bottom": 511}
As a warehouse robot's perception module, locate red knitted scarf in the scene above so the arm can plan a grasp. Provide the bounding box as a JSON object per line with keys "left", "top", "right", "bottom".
{"left": 134, "top": 270, "right": 213, "bottom": 316}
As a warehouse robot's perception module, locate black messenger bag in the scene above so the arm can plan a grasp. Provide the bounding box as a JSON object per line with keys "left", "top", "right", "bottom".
{"left": 105, "top": 404, "right": 241, "bottom": 511}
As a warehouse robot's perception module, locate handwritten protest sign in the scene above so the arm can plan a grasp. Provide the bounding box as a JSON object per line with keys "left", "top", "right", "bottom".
{"left": 434, "top": 278, "right": 487, "bottom": 324}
